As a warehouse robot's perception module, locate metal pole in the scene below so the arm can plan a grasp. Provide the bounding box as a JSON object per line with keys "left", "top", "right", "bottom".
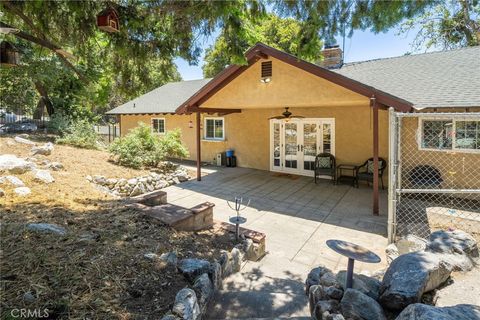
{"left": 346, "top": 258, "right": 355, "bottom": 289}
{"left": 371, "top": 96, "right": 379, "bottom": 215}
{"left": 196, "top": 111, "right": 201, "bottom": 181}
{"left": 387, "top": 108, "right": 396, "bottom": 244}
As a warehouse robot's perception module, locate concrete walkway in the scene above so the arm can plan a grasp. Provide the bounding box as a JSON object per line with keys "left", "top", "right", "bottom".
{"left": 164, "top": 166, "right": 389, "bottom": 319}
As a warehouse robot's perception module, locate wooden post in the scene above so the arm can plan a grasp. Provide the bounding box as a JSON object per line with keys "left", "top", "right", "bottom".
{"left": 196, "top": 111, "right": 201, "bottom": 181}
{"left": 372, "top": 96, "right": 379, "bottom": 215}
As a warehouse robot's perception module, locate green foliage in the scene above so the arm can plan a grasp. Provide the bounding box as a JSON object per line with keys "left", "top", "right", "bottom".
{"left": 56, "top": 119, "right": 98, "bottom": 149}
{"left": 108, "top": 123, "right": 189, "bottom": 169}
{"left": 203, "top": 14, "right": 323, "bottom": 77}
{"left": 398, "top": 0, "right": 480, "bottom": 51}
{"left": 48, "top": 111, "right": 71, "bottom": 136}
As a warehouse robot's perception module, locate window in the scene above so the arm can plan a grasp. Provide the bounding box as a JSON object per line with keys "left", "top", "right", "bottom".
{"left": 420, "top": 119, "right": 480, "bottom": 152}
{"left": 152, "top": 118, "right": 165, "bottom": 134}
{"left": 205, "top": 117, "right": 224, "bottom": 140}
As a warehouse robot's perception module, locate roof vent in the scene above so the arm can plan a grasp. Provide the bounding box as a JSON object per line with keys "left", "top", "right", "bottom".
{"left": 261, "top": 61, "right": 272, "bottom": 78}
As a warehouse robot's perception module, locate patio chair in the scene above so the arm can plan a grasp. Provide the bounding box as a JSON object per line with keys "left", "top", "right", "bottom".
{"left": 355, "top": 157, "right": 387, "bottom": 189}
{"left": 408, "top": 165, "right": 443, "bottom": 188}
{"left": 314, "top": 153, "right": 336, "bottom": 184}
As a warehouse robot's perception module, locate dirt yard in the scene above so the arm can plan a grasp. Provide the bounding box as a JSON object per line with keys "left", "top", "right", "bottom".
{"left": 0, "top": 135, "right": 232, "bottom": 319}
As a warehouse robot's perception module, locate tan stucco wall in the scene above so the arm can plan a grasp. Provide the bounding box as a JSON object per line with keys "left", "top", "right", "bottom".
{"left": 201, "top": 56, "right": 368, "bottom": 109}
{"left": 119, "top": 105, "right": 389, "bottom": 172}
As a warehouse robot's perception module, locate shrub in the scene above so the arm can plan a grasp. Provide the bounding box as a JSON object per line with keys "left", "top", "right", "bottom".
{"left": 56, "top": 119, "right": 98, "bottom": 149}
{"left": 109, "top": 123, "right": 189, "bottom": 169}
{"left": 48, "top": 111, "right": 71, "bottom": 136}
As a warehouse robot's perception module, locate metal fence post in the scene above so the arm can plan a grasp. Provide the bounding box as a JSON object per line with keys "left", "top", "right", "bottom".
{"left": 387, "top": 108, "right": 397, "bottom": 244}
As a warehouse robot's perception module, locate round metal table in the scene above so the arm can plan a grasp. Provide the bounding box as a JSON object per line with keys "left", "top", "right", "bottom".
{"left": 326, "top": 239, "right": 381, "bottom": 289}
{"left": 229, "top": 216, "right": 247, "bottom": 241}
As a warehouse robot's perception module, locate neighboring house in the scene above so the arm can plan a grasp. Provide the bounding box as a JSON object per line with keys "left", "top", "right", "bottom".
{"left": 107, "top": 43, "right": 480, "bottom": 214}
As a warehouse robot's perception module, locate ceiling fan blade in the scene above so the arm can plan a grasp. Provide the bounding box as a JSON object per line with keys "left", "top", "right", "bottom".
{"left": 291, "top": 115, "right": 305, "bottom": 118}
{"left": 268, "top": 116, "right": 285, "bottom": 119}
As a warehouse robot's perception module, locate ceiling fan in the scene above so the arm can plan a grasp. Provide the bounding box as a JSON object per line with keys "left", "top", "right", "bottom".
{"left": 269, "top": 107, "right": 305, "bottom": 120}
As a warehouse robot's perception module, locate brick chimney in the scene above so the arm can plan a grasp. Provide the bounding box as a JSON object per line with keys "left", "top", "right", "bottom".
{"left": 319, "top": 45, "right": 343, "bottom": 69}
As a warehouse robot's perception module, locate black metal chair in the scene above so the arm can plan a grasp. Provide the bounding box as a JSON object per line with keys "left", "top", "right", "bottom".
{"left": 355, "top": 157, "right": 387, "bottom": 189}
{"left": 408, "top": 165, "right": 443, "bottom": 188}
{"left": 314, "top": 153, "right": 336, "bottom": 184}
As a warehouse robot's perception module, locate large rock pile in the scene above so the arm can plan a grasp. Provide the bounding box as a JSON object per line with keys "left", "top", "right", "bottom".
{"left": 307, "top": 230, "right": 478, "bottom": 320}
{"left": 87, "top": 164, "right": 190, "bottom": 197}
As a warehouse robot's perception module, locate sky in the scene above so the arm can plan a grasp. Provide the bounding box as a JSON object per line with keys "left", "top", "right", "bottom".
{"left": 174, "top": 26, "right": 429, "bottom": 81}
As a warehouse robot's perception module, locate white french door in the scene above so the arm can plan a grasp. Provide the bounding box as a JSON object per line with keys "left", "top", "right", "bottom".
{"left": 270, "top": 118, "right": 335, "bottom": 177}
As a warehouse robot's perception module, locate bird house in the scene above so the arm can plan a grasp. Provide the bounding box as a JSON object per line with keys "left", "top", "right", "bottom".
{"left": 0, "top": 41, "right": 20, "bottom": 67}
{"left": 97, "top": 8, "right": 120, "bottom": 33}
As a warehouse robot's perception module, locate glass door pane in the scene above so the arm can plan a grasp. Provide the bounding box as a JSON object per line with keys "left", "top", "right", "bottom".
{"left": 322, "top": 122, "right": 332, "bottom": 154}
{"left": 284, "top": 122, "right": 298, "bottom": 169}
{"left": 303, "top": 123, "right": 317, "bottom": 171}
{"left": 273, "top": 122, "right": 281, "bottom": 168}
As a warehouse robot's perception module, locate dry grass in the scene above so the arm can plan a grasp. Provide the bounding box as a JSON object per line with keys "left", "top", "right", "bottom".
{"left": 0, "top": 135, "right": 232, "bottom": 319}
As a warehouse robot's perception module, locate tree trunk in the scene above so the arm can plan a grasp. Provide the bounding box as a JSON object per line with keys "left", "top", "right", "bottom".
{"left": 34, "top": 82, "right": 54, "bottom": 117}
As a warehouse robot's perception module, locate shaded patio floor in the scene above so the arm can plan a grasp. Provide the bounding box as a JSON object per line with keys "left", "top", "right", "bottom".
{"left": 163, "top": 166, "right": 389, "bottom": 318}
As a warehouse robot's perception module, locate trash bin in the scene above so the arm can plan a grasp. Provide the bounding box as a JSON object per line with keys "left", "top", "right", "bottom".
{"left": 226, "top": 156, "right": 236, "bottom": 167}
{"left": 226, "top": 149, "right": 234, "bottom": 157}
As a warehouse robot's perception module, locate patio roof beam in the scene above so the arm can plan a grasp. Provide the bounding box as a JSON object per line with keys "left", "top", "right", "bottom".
{"left": 372, "top": 96, "right": 380, "bottom": 215}
{"left": 196, "top": 111, "right": 201, "bottom": 181}
{"left": 188, "top": 107, "right": 242, "bottom": 114}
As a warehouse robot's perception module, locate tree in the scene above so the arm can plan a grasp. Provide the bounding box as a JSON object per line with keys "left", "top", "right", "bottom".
{"left": 203, "top": 14, "right": 323, "bottom": 78}
{"left": 398, "top": 0, "right": 480, "bottom": 51}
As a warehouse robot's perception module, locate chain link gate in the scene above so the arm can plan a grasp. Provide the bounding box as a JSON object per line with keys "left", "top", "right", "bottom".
{"left": 388, "top": 109, "right": 480, "bottom": 243}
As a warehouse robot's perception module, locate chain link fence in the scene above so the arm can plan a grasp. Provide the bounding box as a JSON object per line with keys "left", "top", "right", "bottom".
{"left": 389, "top": 111, "right": 480, "bottom": 242}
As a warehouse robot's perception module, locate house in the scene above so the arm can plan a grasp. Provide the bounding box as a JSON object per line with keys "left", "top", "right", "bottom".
{"left": 107, "top": 43, "right": 480, "bottom": 216}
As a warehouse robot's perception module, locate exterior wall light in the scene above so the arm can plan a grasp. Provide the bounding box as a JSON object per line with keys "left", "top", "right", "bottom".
{"left": 188, "top": 120, "right": 193, "bottom": 128}
{"left": 260, "top": 77, "right": 271, "bottom": 83}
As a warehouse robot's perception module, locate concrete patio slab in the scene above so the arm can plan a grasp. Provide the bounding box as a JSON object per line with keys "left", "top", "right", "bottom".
{"left": 164, "top": 166, "right": 388, "bottom": 318}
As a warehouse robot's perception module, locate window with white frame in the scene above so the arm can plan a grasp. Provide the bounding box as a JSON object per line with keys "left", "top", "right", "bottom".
{"left": 152, "top": 118, "right": 165, "bottom": 134}
{"left": 204, "top": 117, "right": 224, "bottom": 140}
{"left": 420, "top": 119, "right": 480, "bottom": 152}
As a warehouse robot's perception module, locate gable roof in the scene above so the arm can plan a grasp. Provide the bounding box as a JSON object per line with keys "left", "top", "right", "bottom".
{"left": 334, "top": 46, "right": 480, "bottom": 109}
{"left": 176, "top": 43, "right": 414, "bottom": 113}
{"left": 106, "top": 78, "right": 212, "bottom": 115}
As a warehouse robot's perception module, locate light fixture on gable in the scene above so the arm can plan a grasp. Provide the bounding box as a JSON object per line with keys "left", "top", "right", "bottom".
{"left": 260, "top": 77, "right": 271, "bottom": 83}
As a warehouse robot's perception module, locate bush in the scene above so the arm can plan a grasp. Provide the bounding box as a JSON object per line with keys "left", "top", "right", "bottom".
{"left": 109, "top": 123, "right": 189, "bottom": 169}
{"left": 56, "top": 119, "right": 98, "bottom": 149}
{"left": 48, "top": 112, "right": 71, "bottom": 136}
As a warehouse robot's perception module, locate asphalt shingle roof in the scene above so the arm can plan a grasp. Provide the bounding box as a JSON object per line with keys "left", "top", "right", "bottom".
{"left": 334, "top": 46, "right": 480, "bottom": 109}
{"left": 106, "top": 78, "right": 212, "bottom": 114}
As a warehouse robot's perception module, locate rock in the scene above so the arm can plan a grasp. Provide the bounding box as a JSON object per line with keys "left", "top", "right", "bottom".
{"left": 14, "top": 136, "right": 35, "bottom": 145}
{"left": 325, "top": 286, "right": 344, "bottom": 300}
{"left": 395, "top": 303, "right": 480, "bottom": 320}
{"left": 85, "top": 175, "right": 93, "bottom": 182}
{"left": 327, "top": 314, "right": 345, "bottom": 320}
{"left": 426, "top": 230, "right": 478, "bottom": 263}
{"left": 396, "top": 234, "right": 428, "bottom": 254}
{"left": 155, "top": 180, "right": 169, "bottom": 189}
{"left": 175, "top": 171, "right": 189, "bottom": 182}
{"left": 47, "top": 162, "right": 63, "bottom": 171}
{"left": 314, "top": 300, "right": 340, "bottom": 320}
{"left": 106, "top": 178, "right": 118, "bottom": 186}
{"left": 309, "top": 285, "right": 327, "bottom": 315}
{"left": 0, "top": 188, "right": 4, "bottom": 197}
{"left": 26, "top": 223, "right": 67, "bottom": 235}
{"left": 178, "top": 259, "right": 211, "bottom": 283}
{"left": 337, "top": 271, "right": 381, "bottom": 300}
{"left": 31, "top": 142, "right": 54, "bottom": 156}
{"left": 161, "top": 315, "right": 180, "bottom": 320}
{"left": 379, "top": 251, "right": 453, "bottom": 310}
{"left": 172, "top": 177, "right": 181, "bottom": 184}
{"left": 341, "top": 288, "right": 386, "bottom": 320}
{"left": 33, "top": 170, "right": 54, "bottom": 183}
{"left": 231, "top": 247, "right": 243, "bottom": 273}
{"left": 127, "top": 178, "right": 138, "bottom": 186}
{"left": 78, "top": 232, "right": 99, "bottom": 243}
{"left": 306, "top": 266, "right": 332, "bottom": 295}
{"left": 23, "top": 292, "right": 36, "bottom": 303}
{"left": 171, "top": 288, "right": 200, "bottom": 320}
{"left": 14, "top": 187, "right": 31, "bottom": 196}
{"left": 320, "top": 272, "right": 340, "bottom": 287}
{"left": 144, "top": 253, "right": 160, "bottom": 260}
{"left": 209, "top": 262, "right": 222, "bottom": 291}
{"left": 93, "top": 175, "right": 107, "bottom": 185}
{"left": 385, "top": 243, "right": 399, "bottom": 264}
{"left": 5, "top": 175, "right": 25, "bottom": 187}
{"left": 0, "top": 154, "right": 36, "bottom": 173}
{"left": 193, "top": 273, "right": 213, "bottom": 312}
{"left": 160, "top": 252, "right": 178, "bottom": 266}
{"left": 116, "top": 178, "right": 127, "bottom": 187}
{"left": 219, "top": 251, "right": 233, "bottom": 277}
{"left": 130, "top": 183, "right": 146, "bottom": 196}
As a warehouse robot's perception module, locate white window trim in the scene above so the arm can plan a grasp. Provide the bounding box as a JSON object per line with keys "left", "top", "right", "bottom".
{"left": 151, "top": 117, "right": 166, "bottom": 134}
{"left": 204, "top": 117, "right": 225, "bottom": 141}
{"left": 418, "top": 117, "right": 480, "bottom": 154}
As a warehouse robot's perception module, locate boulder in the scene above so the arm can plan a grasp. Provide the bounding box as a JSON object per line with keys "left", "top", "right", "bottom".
{"left": 192, "top": 273, "right": 213, "bottom": 312}
{"left": 341, "top": 288, "right": 386, "bottom": 320}
{"left": 231, "top": 247, "right": 244, "bottom": 273}
{"left": 218, "top": 251, "right": 233, "bottom": 277}
{"left": 336, "top": 271, "right": 381, "bottom": 300}
{"left": 320, "top": 271, "right": 340, "bottom": 287}
{"left": 5, "top": 175, "right": 25, "bottom": 187}
{"left": 31, "top": 142, "right": 54, "bottom": 156}
{"left": 171, "top": 288, "right": 200, "bottom": 320}
{"left": 130, "top": 183, "right": 146, "bottom": 196}
{"left": 306, "top": 266, "right": 332, "bottom": 295}
{"left": 396, "top": 303, "right": 480, "bottom": 320}
{"left": 14, "top": 136, "right": 35, "bottom": 145}
{"left": 178, "top": 259, "right": 211, "bottom": 283}
{"left": 33, "top": 170, "right": 54, "bottom": 184}
{"left": 26, "top": 223, "right": 67, "bottom": 235}
{"left": 379, "top": 251, "right": 453, "bottom": 310}
{"left": 325, "top": 286, "right": 343, "bottom": 300}
{"left": 159, "top": 252, "right": 178, "bottom": 266}
{"left": 0, "top": 154, "right": 36, "bottom": 174}
{"left": 396, "top": 234, "right": 428, "bottom": 254}
{"left": 385, "top": 243, "right": 399, "bottom": 264}
{"left": 127, "top": 178, "right": 138, "bottom": 186}
{"left": 327, "top": 314, "right": 345, "bottom": 320}
{"left": 309, "top": 285, "right": 327, "bottom": 315}
{"left": 93, "top": 175, "right": 107, "bottom": 185}
{"left": 14, "top": 187, "right": 31, "bottom": 196}
{"left": 313, "top": 300, "right": 340, "bottom": 320}
{"left": 161, "top": 315, "right": 180, "bottom": 320}
{"left": 209, "top": 262, "right": 222, "bottom": 290}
